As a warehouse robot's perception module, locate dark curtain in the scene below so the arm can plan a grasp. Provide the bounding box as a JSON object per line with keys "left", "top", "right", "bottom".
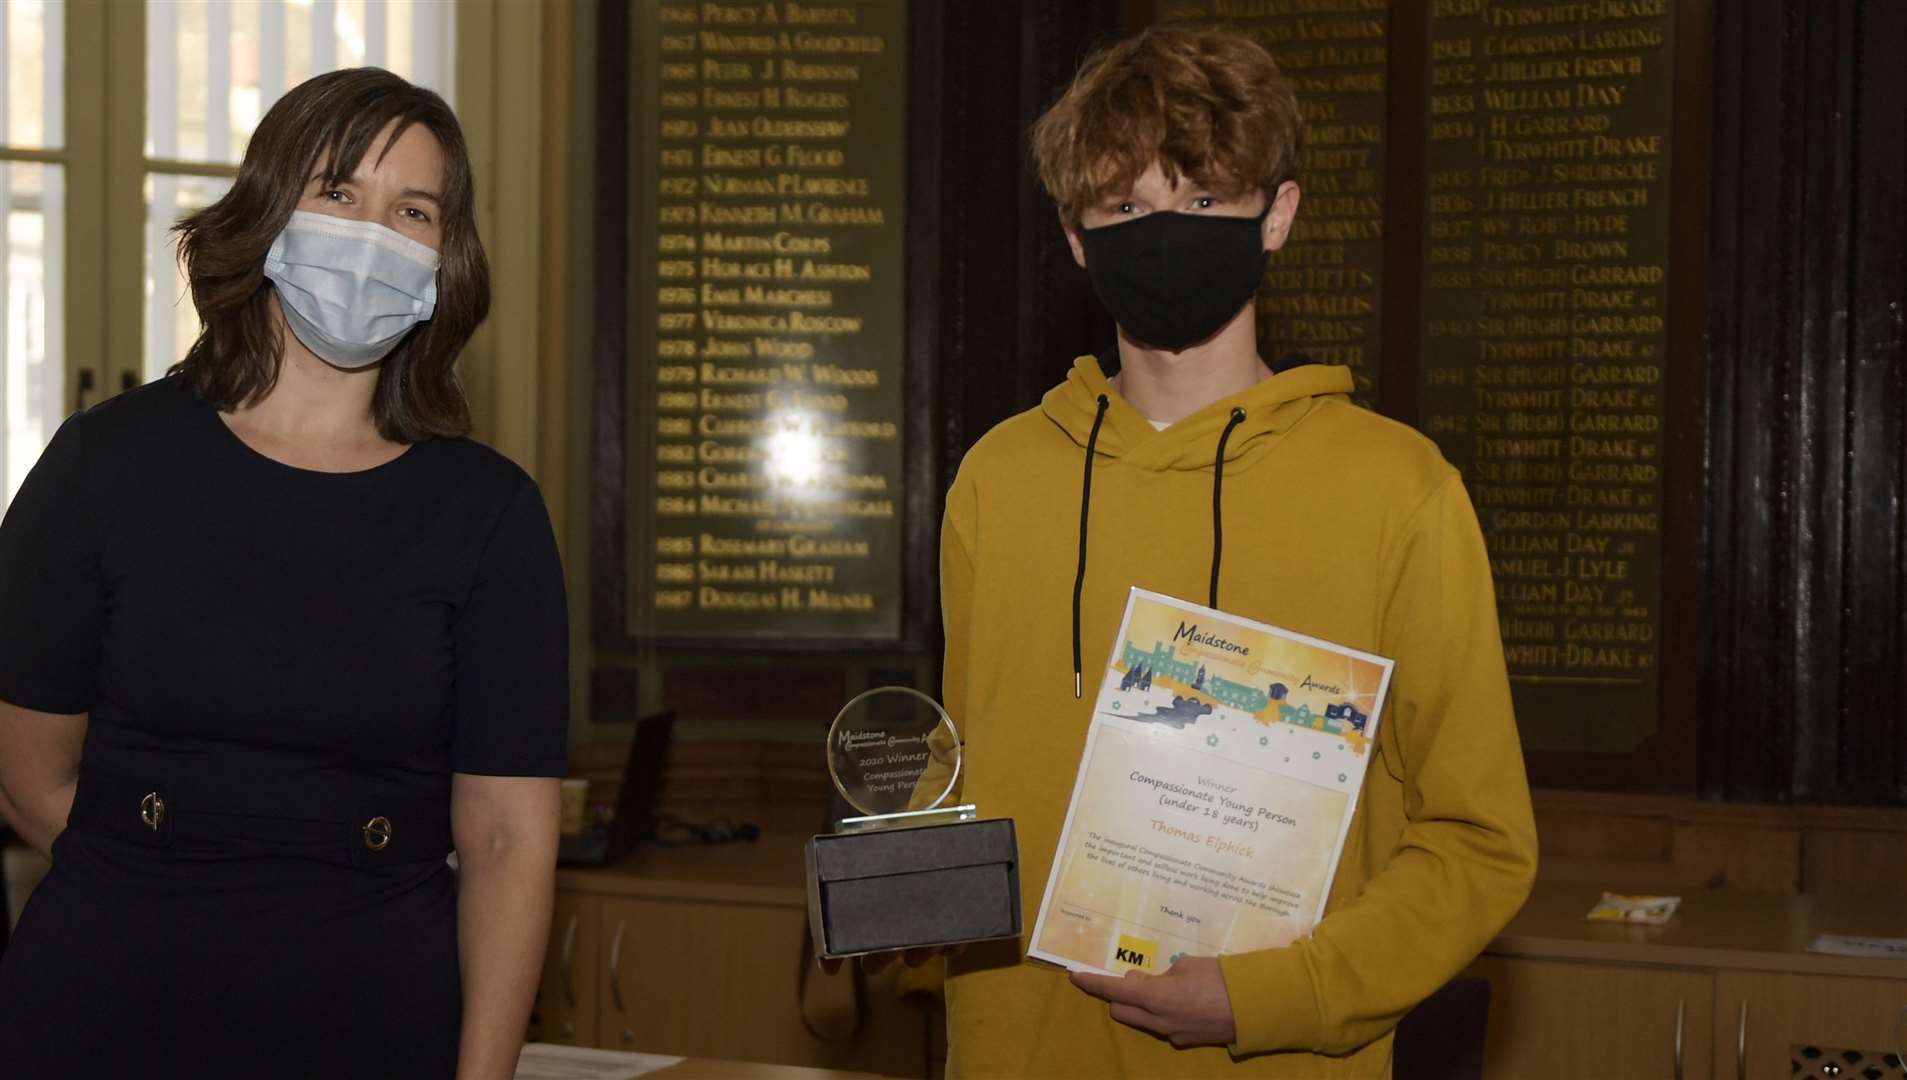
{"left": 1702, "top": 0, "right": 1907, "bottom": 803}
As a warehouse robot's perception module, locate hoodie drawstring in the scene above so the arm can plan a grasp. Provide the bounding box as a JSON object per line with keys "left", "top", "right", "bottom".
{"left": 1210, "top": 408, "right": 1247, "bottom": 609}
{"left": 1072, "top": 399, "right": 1246, "bottom": 698}
{"left": 1072, "top": 395, "right": 1110, "bottom": 699}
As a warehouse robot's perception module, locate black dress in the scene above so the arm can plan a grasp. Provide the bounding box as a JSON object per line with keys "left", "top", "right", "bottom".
{"left": 0, "top": 377, "right": 568, "bottom": 1078}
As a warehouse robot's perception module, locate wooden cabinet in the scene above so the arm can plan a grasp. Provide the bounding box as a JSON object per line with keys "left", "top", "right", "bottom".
{"left": 601, "top": 895, "right": 820, "bottom": 1060}
{"left": 528, "top": 891, "right": 601, "bottom": 1047}
{"left": 538, "top": 835, "right": 934, "bottom": 1077}
{"left": 1471, "top": 883, "right": 1907, "bottom": 1080}
{"left": 1469, "top": 955, "right": 1714, "bottom": 1079}
{"left": 1714, "top": 971, "right": 1907, "bottom": 1080}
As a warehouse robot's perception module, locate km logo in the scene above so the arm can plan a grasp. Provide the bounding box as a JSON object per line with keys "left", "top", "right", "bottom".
{"left": 1113, "top": 934, "right": 1159, "bottom": 972}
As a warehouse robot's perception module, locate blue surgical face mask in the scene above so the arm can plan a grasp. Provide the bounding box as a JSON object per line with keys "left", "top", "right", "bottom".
{"left": 262, "top": 210, "right": 442, "bottom": 369}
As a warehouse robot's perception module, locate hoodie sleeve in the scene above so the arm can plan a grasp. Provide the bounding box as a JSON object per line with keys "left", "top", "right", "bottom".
{"left": 1216, "top": 472, "right": 1538, "bottom": 1055}
{"left": 939, "top": 473, "right": 977, "bottom": 741}
{"left": 889, "top": 473, "right": 981, "bottom": 1003}
{"left": 908, "top": 472, "right": 977, "bottom": 813}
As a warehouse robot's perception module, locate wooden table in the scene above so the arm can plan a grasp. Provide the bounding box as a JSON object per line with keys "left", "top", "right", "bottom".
{"left": 655, "top": 1060, "right": 891, "bottom": 1079}
{"left": 1468, "top": 880, "right": 1907, "bottom": 1079}
{"left": 533, "top": 836, "right": 934, "bottom": 1077}
{"left": 1491, "top": 879, "right": 1907, "bottom": 980}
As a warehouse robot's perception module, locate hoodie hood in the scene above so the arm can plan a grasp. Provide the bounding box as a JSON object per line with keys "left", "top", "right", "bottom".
{"left": 1041, "top": 354, "right": 1355, "bottom": 472}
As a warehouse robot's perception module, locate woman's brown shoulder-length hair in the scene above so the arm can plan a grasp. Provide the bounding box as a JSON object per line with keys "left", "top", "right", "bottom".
{"left": 171, "top": 67, "right": 488, "bottom": 443}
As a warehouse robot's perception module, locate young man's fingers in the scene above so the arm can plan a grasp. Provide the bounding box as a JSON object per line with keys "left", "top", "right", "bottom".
{"left": 1068, "top": 968, "right": 1157, "bottom": 1007}
{"left": 1106, "top": 1001, "right": 1170, "bottom": 1037}
{"left": 842, "top": 944, "right": 963, "bottom": 976}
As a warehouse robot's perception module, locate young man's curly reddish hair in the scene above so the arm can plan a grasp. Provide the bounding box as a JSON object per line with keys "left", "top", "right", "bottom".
{"left": 1031, "top": 26, "right": 1304, "bottom": 221}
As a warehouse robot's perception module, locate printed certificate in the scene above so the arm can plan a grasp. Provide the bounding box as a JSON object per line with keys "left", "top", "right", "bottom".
{"left": 1028, "top": 588, "right": 1394, "bottom": 976}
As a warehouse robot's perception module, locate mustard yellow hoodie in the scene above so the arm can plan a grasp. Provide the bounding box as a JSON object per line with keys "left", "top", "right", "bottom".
{"left": 937, "top": 356, "right": 1537, "bottom": 1077}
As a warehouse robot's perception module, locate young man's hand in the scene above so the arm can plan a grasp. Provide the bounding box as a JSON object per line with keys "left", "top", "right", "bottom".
{"left": 1069, "top": 955, "right": 1237, "bottom": 1048}
{"left": 816, "top": 944, "right": 965, "bottom": 976}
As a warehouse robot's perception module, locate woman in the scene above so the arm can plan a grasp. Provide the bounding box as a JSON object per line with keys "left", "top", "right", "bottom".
{"left": 0, "top": 69, "right": 566, "bottom": 1078}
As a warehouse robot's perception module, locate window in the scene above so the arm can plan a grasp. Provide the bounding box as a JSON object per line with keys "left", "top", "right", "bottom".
{"left": 0, "top": 1, "right": 64, "bottom": 507}
{"left": 142, "top": 1, "right": 455, "bottom": 382}
{"left": 0, "top": 0, "right": 454, "bottom": 515}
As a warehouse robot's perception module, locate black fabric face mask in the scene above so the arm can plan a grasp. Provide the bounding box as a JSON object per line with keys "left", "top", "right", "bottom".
{"left": 1075, "top": 205, "right": 1272, "bottom": 352}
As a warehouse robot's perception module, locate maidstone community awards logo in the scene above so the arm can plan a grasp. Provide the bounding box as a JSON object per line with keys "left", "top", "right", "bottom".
{"left": 1115, "top": 620, "right": 1375, "bottom": 749}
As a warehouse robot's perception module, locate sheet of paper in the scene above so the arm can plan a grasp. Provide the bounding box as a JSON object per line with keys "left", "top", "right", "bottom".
{"left": 1807, "top": 933, "right": 1907, "bottom": 961}
{"left": 1028, "top": 587, "right": 1393, "bottom": 976}
{"left": 514, "top": 1043, "right": 685, "bottom": 1080}
{"left": 1585, "top": 892, "right": 1682, "bottom": 925}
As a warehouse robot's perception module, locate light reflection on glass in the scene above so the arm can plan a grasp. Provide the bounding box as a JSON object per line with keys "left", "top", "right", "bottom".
{"left": 763, "top": 413, "right": 830, "bottom": 498}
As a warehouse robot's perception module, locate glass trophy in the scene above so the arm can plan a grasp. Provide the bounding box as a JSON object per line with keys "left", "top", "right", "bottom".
{"left": 806, "top": 687, "right": 1021, "bottom": 959}
{"left": 826, "top": 685, "right": 973, "bottom": 831}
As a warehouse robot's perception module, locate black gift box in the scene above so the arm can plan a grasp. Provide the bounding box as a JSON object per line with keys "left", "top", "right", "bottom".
{"left": 805, "top": 818, "right": 1021, "bottom": 958}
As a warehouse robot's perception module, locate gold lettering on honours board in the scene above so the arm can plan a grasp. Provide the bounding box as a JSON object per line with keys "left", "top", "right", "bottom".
{"left": 641, "top": 2, "right": 905, "bottom": 631}
{"left": 1420, "top": 3, "right": 1672, "bottom": 702}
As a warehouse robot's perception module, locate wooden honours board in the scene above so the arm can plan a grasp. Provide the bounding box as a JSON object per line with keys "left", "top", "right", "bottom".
{"left": 629, "top": 1, "right": 907, "bottom": 643}
{"left": 1161, "top": 1, "right": 1391, "bottom": 401}
{"left": 1418, "top": 1, "right": 1674, "bottom": 753}
{"left": 1149, "top": 0, "right": 1686, "bottom": 754}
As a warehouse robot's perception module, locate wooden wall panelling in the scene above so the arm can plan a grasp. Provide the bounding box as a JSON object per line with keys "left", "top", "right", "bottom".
{"left": 901, "top": 0, "right": 947, "bottom": 659}
{"left": 1788, "top": 1, "right": 1858, "bottom": 807}
{"left": 1704, "top": 1, "right": 1907, "bottom": 804}
{"left": 1013, "top": 3, "right": 1121, "bottom": 409}
{"left": 537, "top": 0, "right": 575, "bottom": 558}
{"left": 1536, "top": 810, "right": 1674, "bottom": 864}
{"left": 1375, "top": 0, "right": 1426, "bottom": 426}
{"left": 1704, "top": 0, "right": 1799, "bottom": 801}
{"left": 1531, "top": 791, "right": 1907, "bottom": 894}
{"left": 930, "top": 1, "right": 1120, "bottom": 503}
{"left": 1669, "top": 823, "right": 1801, "bottom": 894}
{"left": 931, "top": 0, "right": 1013, "bottom": 499}
{"left": 659, "top": 668, "right": 846, "bottom": 728}
{"left": 589, "top": 0, "right": 632, "bottom": 648}
{"left": 1798, "top": 824, "right": 1907, "bottom": 899}
{"left": 1841, "top": 0, "right": 1907, "bottom": 807}
{"left": 568, "top": 739, "right": 832, "bottom": 835}
{"left": 1654, "top": 0, "right": 1717, "bottom": 799}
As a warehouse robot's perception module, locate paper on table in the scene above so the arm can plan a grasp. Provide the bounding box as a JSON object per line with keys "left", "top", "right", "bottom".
{"left": 1585, "top": 892, "right": 1681, "bottom": 925}
{"left": 1028, "top": 587, "right": 1393, "bottom": 976}
{"left": 515, "top": 1042, "right": 685, "bottom": 1080}
{"left": 1806, "top": 933, "right": 1907, "bottom": 961}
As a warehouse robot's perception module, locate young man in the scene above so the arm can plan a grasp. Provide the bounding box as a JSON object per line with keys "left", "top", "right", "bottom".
{"left": 935, "top": 26, "right": 1537, "bottom": 1076}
